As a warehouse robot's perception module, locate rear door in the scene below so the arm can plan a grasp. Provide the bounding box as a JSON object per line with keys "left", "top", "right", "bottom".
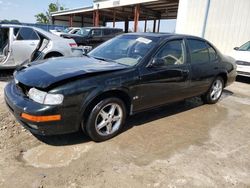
{"left": 11, "top": 27, "right": 40, "bottom": 65}
{"left": 186, "top": 38, "right": 220, "bottom": 97}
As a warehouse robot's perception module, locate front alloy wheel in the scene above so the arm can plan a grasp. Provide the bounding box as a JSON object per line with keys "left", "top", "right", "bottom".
{"left": 85, "top": 98, "right": 126, "bottom": 142}
{"left": 95, "top": 103, "right": 123, "bottom": 136}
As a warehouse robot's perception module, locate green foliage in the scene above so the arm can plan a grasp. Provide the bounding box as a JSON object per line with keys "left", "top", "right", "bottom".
{"left": 35, "top": 2, "right": 65, "bottom": 24}
{"left": 0, "top": 19, "right": 20, "bottom": 24}
{"left": 35, "top": 13, "right": 49, "bottom": 24}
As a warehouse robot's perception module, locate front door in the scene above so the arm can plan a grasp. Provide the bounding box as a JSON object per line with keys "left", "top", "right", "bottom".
{"left": 134, "top": 39, "right": 191, "bottom": 112}
{"left": 0, "top": 27, "right": 10, "bottom": 63}
{"left": 11, "top": 27, "right": 40, "bottom": 66}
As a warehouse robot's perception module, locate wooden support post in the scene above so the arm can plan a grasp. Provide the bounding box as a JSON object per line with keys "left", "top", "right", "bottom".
{"left": 113, "top": 9, "right": 116, "bottom": 28}
{"left": 144, "top": 18, "right": 147, "bottom": 32}
{"left": 69, "top": 15, "right": 73, "bottom": 27}
{"left": 94, "top": 9, "right": 100, "bottom": 26}
{"left": 82, "top": 15, "right": 84, "bottom": 27}
{"left": 153, "top": 18, "right": 156, "bottom": 33}
{"left": 157, "top": 19, "right": 161, "bottom": 33}
{"left": 93, "top": 11, "right": 95, "bottom": 26}
{"left": 52, "top": 17, "right": 55, "bottom": 25}
{"left": 134, "top": 4, "right": 140, "bottom": 32}
{"left": 124, "top": 18, "right": 129, "bottom": 33}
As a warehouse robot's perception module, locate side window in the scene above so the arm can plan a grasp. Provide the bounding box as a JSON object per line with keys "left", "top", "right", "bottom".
{"left": 207, "top": 43, "right": 218, "bottom": 62}
{"left": 103, "top": 29, "right": 112, "bottom": 36}
{"left": 16, "top": 28, "right": 39, "bottom": 40}
{"left": 91, "top": 29, "right": 102, "bottom": 37}
{"left": 14, "top": 28, "right": 20, "bottom": 36}
{"left": 155, "top": 40, "right": 185, "bottom": 66}
{"left": 187, "top": 39, "right": 209, "bottom": 64}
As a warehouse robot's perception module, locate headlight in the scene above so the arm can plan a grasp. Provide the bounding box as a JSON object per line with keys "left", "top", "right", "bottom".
{"left": 28, "top": 88, "right": 64, "bottom": 105}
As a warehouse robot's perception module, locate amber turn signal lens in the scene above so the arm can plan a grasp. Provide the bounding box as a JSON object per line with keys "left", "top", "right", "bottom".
{"left": 21, "top": 113, "right": 61, "bottom": 122}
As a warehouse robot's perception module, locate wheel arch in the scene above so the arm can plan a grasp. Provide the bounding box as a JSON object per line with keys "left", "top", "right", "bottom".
{"left": 217, "top": 72, "right": 228, "bottom": 87}
{"left": 44, "top": 51, "right": 64, "bottom": 59}
{"left": 82, "top": 89, "right": 132, "bottom": 125}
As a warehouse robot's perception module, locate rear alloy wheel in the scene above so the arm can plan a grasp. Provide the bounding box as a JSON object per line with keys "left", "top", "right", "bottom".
{"left": 85, "top": 98, "right": 126, "bottom": 142}
{"left": 202, "top": 77, "right": 224, "bottom": 104}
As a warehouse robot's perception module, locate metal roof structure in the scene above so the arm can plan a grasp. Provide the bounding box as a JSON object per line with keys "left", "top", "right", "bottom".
{"left": 51, "top": 0, "right": 179, "bottom": 32}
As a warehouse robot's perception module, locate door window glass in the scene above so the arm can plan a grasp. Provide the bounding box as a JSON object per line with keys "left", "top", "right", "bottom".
{"left": 91, "top": 29, "right": 102, "bottom": 37}
{"left": 16, "top": 28, "right": 39, "bottom": 40}
{"left": 188, "top": 39, "right": 209, "bottom": 64}
{"left": 155, "top": 40, "right": 185, "bottom": 66}
{"left": 103, "top": 29, "right": 112, "bottom": 36}
{"left": 207, "top": 44, "right": 218, "bottom": 62}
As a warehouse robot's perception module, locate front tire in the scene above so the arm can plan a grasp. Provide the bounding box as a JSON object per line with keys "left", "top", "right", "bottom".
{"left": 202, "top": 76, "right": 224, "bottom": 104}
{"left": 85, "top": 98, "right": 126, "bottom": 142}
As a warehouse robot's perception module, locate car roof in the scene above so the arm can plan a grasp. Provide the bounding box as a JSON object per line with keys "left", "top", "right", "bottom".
{"left": 123, "top": 32, "right": 203, "bottom": 39}
{"left": 82, "top": 27, "right": 123, "bottom": 30}
{"left": 0, "top": 24, "right": 63, "bottom": 40}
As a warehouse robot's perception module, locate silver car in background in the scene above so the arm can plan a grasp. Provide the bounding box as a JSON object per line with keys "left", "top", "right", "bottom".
{"left": 0, "top": 24, "right": 82, "bottom": 69}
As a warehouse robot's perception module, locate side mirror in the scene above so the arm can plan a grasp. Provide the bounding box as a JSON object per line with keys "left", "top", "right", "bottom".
{"left": 234, "top": 47, "right": 239, "bottom": 50}
{"left": 149, "top": 58, "right": 165, "bottom": 68}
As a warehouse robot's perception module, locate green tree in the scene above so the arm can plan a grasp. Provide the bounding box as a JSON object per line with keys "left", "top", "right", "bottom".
{"left": 35, "top": 13, "right": 49, "bottom": 24}
{"left": 35, "top": 2, "right": 65, "bottom": 24}
{"left": 0, "top": 19, "right": 20, "bottom": 24}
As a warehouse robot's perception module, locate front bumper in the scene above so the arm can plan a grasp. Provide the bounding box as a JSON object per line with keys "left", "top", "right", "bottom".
{"left": 4, "top": 81, "right": 80, "bottom": 135}
{"left": 237, "top": 65, "right": 250, "bottom": 77}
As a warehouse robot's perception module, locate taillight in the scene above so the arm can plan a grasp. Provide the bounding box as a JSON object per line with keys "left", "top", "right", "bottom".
{"left": 69, "top": 43, "right": 78, "bottom": 47}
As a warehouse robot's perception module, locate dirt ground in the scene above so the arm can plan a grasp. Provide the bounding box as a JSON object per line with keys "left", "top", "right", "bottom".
{"left": 0, "top": 78, "right": 249, "bottom": 188}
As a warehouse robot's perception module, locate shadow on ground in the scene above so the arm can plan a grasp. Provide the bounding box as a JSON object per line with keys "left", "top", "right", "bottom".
{"left": 0, "top": 69, "right": 14, "bottom": 82}
{"left": 35, "top": 90, "right": 233, "bottom": 146}
{"left": 236, "top": 76, "right": 250, "bottom": 84}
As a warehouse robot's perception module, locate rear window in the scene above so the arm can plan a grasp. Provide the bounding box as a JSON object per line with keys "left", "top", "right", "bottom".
{"left": 16, "top": 27, "right": 39, "bottom": 40}
{"left": 207, "top": 43, "right": 218, "bottom": 62}
{"left": 187, "top": 39, "right": 209, "bottom": 64}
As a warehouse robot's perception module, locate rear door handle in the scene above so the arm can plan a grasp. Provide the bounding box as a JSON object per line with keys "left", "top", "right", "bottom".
{"left": 30, "top": 43, "right": 36, "bottom": 46}
{"left": 182, "top": 70, "right": 189, "bottom": 76}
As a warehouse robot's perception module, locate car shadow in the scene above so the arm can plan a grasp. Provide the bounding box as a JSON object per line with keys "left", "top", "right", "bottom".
{"left": 236, "top": 76, "right": 250, "bottom": 84}
{"left": 0, "top": 69, "right": 14, "bottom": 82}
{"left": 33, "top": 91, "right": 234, "bottom": 146}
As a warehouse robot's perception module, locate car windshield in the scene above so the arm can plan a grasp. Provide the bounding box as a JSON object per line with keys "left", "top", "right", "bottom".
{"left": 63, "top": 28, "right": 70, "bottom": 33}
{"left": 238, "top": 41, "right": 250, "bottom": 51}
{"left": 0, "top": 28, "right": 9, "bottom": 55}
{"left": 88, "top": 35, "right": 159, "bottom": 66}
{"left": 76, "top": 28, "right": 91, "bottom": 36}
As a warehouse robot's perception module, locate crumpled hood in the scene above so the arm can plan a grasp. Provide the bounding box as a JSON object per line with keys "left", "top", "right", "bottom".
{"left": 15, "top": 56, "right": 127, "bottom": 89}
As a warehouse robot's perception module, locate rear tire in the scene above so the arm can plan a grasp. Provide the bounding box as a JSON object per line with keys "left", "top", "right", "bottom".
{"left": 84, "top": 97, "right": 126, "bottom": 142}
{"left": 202, "top": 76, "right": 224, "bottom": 104}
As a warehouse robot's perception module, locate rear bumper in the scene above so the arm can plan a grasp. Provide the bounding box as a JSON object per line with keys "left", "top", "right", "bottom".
{"left": 4, "top": 81, "right": 80, "bottom": 135}
{"left": 226, "top": 68, "right": 237, "bottom": 86}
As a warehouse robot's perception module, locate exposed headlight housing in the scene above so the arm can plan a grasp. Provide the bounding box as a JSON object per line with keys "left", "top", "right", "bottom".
{"left": 28, "top": 88, "right": 64, "bottom": 105}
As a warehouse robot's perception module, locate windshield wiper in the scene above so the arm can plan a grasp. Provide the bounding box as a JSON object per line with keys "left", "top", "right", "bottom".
{"left": 91, "top": 56, "right": 116, "bottom": 63}
{"left": 90, "top": 56, "right": 129, "bottom": 66}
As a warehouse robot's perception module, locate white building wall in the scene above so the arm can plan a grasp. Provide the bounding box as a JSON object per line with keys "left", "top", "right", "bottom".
{"left": 176, "top": 0, "right": 250, "bottom": 55}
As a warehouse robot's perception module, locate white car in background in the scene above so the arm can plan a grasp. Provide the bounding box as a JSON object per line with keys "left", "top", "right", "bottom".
{"left": 0, "top": 24, "right": 82, "bottom": 69}
{"left": 50, "top": 27, "right": 81, "bottom": 36}
{"left": 231, "top": 41, "right": 250, "bottom": 77}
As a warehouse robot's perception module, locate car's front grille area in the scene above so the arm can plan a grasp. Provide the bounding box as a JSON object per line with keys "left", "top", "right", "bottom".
{"left": 236, "top": 61, "right": 250, "bottom": 66}
{"left": 16, "top": 82, "right": 31, "bottom": 96}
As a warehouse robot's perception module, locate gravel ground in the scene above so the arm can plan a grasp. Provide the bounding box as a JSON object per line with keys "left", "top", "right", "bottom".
{"left": 0, "top": 77, "right": 249, "bottom": 188}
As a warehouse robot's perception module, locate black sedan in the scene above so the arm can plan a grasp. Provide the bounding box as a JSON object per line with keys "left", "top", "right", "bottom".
{"left": 4, "top": 33, "right": 237, "bottom": 142}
